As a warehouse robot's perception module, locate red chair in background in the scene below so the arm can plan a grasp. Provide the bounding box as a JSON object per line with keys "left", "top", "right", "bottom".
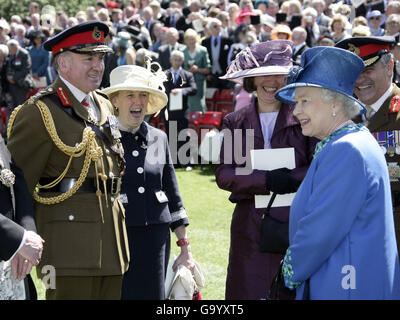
{"left": 148, "top": 113, "right": 160, "bottom": 128}
{"left": 216, "top": 89, "right": 234, "bottom": 104}
{"left": 205, "top": 88, "right": 219, "bottom": 111}
{"left": 197, "top": 111, "right": 223, "bottom": 143}
{"left": 215, "top": 89, "right": 234, "bottom": 118}
{"left": 26, "top": 88, "right": 43, "bottom": 100}
{"left": 0, "top": 107, "right": 8, "bottom": 136}
{"left": 189, "top": 111, "right": 202, "bottom": 133}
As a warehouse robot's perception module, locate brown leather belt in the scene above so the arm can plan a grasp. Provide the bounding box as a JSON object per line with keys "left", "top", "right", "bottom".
{"left": 38, "top": 177, "right": 122, "bottom": 195}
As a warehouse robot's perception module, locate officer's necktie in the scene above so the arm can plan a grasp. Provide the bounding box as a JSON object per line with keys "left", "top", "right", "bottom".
{"left": 173, "top": 71, "right": 178, "bottom": 85}
{"left": 365, "top": 106, "right": 375, "bottom": 121}
{"left": 81, "top": 96, "right": 89, "bottom": 107}
{"left": 213, "top": 37, "right": 218, "bottom": 47}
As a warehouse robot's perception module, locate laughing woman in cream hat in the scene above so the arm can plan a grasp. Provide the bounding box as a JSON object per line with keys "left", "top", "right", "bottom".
{"left": 215, "top": 40, "right": 317, "bottom": 300}
{"left": 102, "top": 63, "right": 195, "bottom": 300}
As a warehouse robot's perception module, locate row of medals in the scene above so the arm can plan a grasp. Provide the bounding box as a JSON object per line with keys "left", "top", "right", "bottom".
{"left": 374, "top": 131, "right": 400, "bottom": 181}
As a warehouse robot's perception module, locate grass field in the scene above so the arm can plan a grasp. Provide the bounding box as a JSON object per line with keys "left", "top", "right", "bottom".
{"left": 32, "top": 165, "right": 235, "bottom": 300}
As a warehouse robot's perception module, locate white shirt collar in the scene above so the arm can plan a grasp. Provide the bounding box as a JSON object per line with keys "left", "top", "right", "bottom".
{"left": 59, "top": 75, "right": 92, "bottom": 104}
{"left": 294, "top": 42, "right": 305, "bottom": 53}
{"left": 370, "top": 83, "right": 393, "bottom": 112}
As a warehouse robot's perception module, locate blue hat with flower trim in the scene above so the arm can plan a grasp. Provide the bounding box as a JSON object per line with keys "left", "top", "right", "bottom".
{"left": 275, "top": 46, "right": 367, "bottom": 114}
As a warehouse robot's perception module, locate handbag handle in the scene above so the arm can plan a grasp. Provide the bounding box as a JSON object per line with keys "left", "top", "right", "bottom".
{"left": 262, "top": 192, "right": 277, "bottom": 219}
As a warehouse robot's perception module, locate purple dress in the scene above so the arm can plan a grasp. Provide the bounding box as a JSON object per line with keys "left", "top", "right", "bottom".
{"left": 215, "top": 98, "right": 317, "bottom": 300}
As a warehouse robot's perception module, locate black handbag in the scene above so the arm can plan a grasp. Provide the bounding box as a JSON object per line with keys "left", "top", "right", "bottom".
{"left": 267, "top": 260, "right": 296, "bottom": 300}
{"left": 267, "top": 260, "right": 309, "bottom": 300}
{"left": 259, "top": 193, "right": 289, "bottom": 254}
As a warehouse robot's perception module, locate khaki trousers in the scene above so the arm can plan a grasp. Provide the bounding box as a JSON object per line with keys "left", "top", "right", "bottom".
{"left": 45, "top": 275, "right": 123, "bottom": 300}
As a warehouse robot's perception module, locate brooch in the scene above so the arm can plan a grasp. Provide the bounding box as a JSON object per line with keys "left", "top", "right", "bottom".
{"left": 0, "top": 168, "right": 15, "bottom": 188}
{"left": 107, "top": 115, "right": 122, "bottom": 140}
{"left": 388, "top": 162, "right": 400, "bottom": 181}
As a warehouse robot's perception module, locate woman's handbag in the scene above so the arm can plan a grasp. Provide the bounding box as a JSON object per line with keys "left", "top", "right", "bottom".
{"left": 267, "top": 260, "right": 296, "bottom": 300}
{"left": 267, "top": 260, "right": 309, "bottom": 300}
{"left": 259, "top": 193, "right": 289, "bottom": 254}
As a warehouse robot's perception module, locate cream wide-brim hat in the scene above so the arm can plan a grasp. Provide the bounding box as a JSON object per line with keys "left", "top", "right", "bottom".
{"left": 102, "top": 65, "right": 168, "bottom": 115}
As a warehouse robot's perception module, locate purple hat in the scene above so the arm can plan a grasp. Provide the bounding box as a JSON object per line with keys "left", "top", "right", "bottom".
{"left": 220, "top": 40, "right": 293, "bottom": 84}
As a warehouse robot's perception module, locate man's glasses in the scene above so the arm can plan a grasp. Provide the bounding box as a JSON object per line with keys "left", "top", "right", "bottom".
{"left": 369, "top": 16, "right": 381, "bottom": 20}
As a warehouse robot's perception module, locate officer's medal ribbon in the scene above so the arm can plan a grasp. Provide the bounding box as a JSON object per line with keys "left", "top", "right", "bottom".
{"left": 387, "top": 130, "right": 396, "bottom": 157}
{"left": 376, "top": 131, "right": 387, "bottom": 154}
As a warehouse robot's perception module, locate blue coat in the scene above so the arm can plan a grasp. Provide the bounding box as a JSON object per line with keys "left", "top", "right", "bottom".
{"left": 283, "top": 125, "right": 400, "bottom": 299}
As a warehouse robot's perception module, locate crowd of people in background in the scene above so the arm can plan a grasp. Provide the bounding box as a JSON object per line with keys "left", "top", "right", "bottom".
{"left": 2, "top": 0, "right": 400, "bottom": 301}
{"left": 1, "top": 0, "right": 400, "bottom": 121}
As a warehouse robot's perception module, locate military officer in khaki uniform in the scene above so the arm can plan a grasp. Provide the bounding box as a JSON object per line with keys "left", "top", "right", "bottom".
{"left": 336, "top": 36, "right": 400, "bottom": 255}
{"left": 7, "top": 21, "right": 129, "bottom": 299}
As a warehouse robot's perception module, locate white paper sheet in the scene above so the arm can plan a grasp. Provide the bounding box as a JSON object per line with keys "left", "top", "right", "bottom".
{"left": 192, "top": 19, "right": 204, "bottom": 32}
{"left": 250, "top": 148, "right": 296, "bottom": 208}
{"left": 33, "top": 76, "right": 47, "bottom": 88}
{"left": 169, "top": 90, "right": 183, "bottom": 111}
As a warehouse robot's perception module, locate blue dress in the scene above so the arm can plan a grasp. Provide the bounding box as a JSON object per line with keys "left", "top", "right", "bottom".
{"left": 283, "top": 124, "right": 400, "bottom": 299}
{"left": 28, "top": 45, "right": 50, "bottom": 85}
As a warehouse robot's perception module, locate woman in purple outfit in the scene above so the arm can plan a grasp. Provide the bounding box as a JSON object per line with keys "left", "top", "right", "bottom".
{"left": 216, "top": 40, "right": 317, "bottom": 300}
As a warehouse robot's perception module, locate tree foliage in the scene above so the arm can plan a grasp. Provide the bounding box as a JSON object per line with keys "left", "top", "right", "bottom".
{"left": 0, "top": 0, "right": 97, "bottom": 21}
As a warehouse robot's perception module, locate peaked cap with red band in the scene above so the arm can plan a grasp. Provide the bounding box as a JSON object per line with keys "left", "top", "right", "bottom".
{"left": 43, "top": 21, "right": 113, "bottom": 56}
{"left": 335, "top": 36, "right": 396, "bottom": 67}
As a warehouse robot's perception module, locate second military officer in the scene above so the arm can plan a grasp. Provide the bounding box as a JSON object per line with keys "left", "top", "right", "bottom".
{"left": 336, "top": 36, "right": 400, "bottom": 255}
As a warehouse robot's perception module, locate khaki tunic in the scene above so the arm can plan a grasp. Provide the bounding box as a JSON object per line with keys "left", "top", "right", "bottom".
{"left": 358, "top": 84, "right": 400, "bottom": 253}
{"left": 7, "top": 77, "right": 129, "bottom": 278}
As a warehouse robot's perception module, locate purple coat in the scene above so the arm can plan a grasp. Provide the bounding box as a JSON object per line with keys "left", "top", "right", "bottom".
{"left": 215, "top": 98, "right": 317, "bottom": 300}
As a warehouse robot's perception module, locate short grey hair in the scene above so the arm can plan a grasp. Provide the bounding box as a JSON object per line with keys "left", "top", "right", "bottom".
{"left": 320, "top": 88, "right": 361, "bottom": 119}
{"left": 53, "top": 51, "right": 71, "bottom": 73}
{"left": 170, "top": 49, "right": 184, "bottom": 60}
{"left": 380, "top": 51, "right": 393, "bottom": 67}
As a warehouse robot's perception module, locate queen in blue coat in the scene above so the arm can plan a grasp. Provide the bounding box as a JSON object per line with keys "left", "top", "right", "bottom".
{"left": 275, "top": 46, "right": 400, "bottom": 300}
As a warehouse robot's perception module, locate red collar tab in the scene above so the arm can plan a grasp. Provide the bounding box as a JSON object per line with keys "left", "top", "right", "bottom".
{"left": 57, "top": 87, "right": 72, "bottom": 106}
{"left": 390, "top": 95, "right": 400, "bottom": 114}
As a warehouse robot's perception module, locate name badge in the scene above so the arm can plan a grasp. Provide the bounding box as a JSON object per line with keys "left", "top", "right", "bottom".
{"left": 155, "top": 190, "right": 168, "bottom": 203}
{"left": 14, "top": 59, "right": 21, "bottom": 66}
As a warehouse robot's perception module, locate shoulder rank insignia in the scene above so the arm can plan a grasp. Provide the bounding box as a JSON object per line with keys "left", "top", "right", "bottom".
{"left": 390, "top": 95, "right": 400, "bottom": 114}
{"left": 57, "top": 87, "right": 72, "bottom": 106}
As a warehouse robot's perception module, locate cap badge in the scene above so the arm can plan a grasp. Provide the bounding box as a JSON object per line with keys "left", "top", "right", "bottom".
{"left": 348, "top": 43, "right": 360, "bottom": 56}
{"left": 92, "top": 27, "right": 101, "bottom": 41}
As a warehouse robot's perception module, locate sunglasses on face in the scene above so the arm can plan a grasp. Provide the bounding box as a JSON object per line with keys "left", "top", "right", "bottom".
{"left": 369, "top": 16, "right": 381, "bottom": 20}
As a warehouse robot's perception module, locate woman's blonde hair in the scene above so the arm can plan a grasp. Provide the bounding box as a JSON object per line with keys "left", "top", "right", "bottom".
{"left": 329, "top": 13, "right": 348, "bottom": 31}
{"left": 184, "top": 28, "right": 200, "bottom": 44}
{"left": 352, "top": 25, "right": 371, "bottom": 37}
{"left": 270, "top": 24, "right": 292, "bottom": 40}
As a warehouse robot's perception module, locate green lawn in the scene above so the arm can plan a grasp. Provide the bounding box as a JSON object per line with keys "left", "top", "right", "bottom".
{"left": 32, "top": 165, "right": 234, "bottom": 300}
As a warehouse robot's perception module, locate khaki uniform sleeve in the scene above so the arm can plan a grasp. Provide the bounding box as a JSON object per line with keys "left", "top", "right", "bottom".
{"left": 7, "top": 103, "right": 53, "bottom": 194}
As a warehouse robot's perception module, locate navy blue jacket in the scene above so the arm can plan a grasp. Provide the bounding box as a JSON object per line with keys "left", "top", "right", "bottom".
{"left": 120, "top": 122, "right": 189, "bottom": 230}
